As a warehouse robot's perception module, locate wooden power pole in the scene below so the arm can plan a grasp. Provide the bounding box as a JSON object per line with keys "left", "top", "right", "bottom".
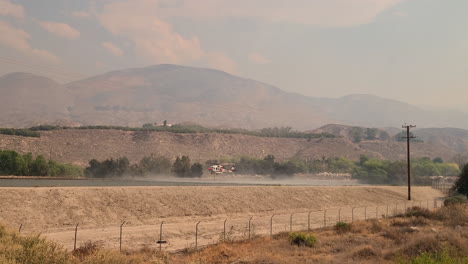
{"left": 402, "top": 125, "right": 416, "bottom": 201}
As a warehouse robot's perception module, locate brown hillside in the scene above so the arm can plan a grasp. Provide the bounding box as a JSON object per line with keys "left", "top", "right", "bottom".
{"left": 0, "top": 129, "right": 457, "bottom": 166}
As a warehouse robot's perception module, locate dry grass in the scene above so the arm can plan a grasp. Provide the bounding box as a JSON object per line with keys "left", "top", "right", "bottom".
{"left": 1, "top": 204, "right": 467, "bottom": 264}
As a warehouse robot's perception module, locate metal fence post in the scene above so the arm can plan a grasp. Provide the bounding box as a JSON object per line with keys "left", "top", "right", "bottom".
{"left": 74, "top": 223, "right": 79, "bottom": 251}
{"left": 248, "top": 217, "right": 253, "bottom": 239}
{"left": 119, "top": 221, "right": 125, "bottom": 253}
{"left": 18, "top": 224, "right": 22, "bottom": 233}
{"left": 290, "top": 213, "right": 294, "bottom": 232}
{"left": 323, "top": 210, "right": 327, "bottom": 227}
{"left": 386, "top": 204, "right": 389, "bottom": 218}
{"left": 308, "top": 211, "right": 312, "bottom": 231}
{"left": 352, "top": 207, "right": 355, "bottom": 222}
{"left": 270, "top": 215, "right": 275, "bottom": 236}
{"left": 195, "top": 221, "right": 201, "bottom": 250}
{"left": 223, "top": 219, "right": 227, "bottom": 241}
{"left": 159, "top": 221, "right": 164, "bottom": 251}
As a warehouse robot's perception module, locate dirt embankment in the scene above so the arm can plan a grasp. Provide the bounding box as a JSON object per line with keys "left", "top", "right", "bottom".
{"left": 0, "top": 186, "right": 442, "bottom": 231}
{"left": 0, "top": 186, "right": 443, "bottom": 251}
{"left": 0, "top": 129, "right": 456, "bottom": 166}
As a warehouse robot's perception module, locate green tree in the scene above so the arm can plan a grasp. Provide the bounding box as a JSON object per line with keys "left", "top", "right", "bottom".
{"left": 30, "top": 155, "right": 49, "bottom": 176}
{"left": 359, "top": 155, "right": 369, "bottom": 166}
{"left": 0, "top": 150, "right": 21, "bottom": 175}
{"left": 353, "top": 158, "right": 388, "bottom": 184}
{"left": 272, "top": 160, "right": 307, "bottom": 178}
{"left": 452, "top": 164, "right": 468, "bottom": 197}
{"left": 138, "top": 155, "right": 171, "bottom": 176}
{"left": 173, "top": 155, "right": 191, "bottom": 177}
{"left": 350, "top": 127, "right": 363, "bottom": 143}
{"left": 365, "top": 128, "right": 377, "bottom": 140}
{"left": 379, "top": 131, "right": 390, "bottom": 141}
{"left": 328, "top": 157, "right": 356, "bottom": 173}
{"left": 190, "top": 162, "right": 203, "bottom": 178}
{"left": 386, "top": 160, "right": 407, "bottom": 184}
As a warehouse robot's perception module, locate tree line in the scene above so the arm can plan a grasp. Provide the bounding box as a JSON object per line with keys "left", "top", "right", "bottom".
{"left": 0, "top": 148, "right": 465, "bottom": 188}
{"left": 84, "top": 155, "right": 203, "bottom": 178}
{"left": 3, "top": 124, "right": 336, "bottom": 139}
{"left": 0, "top": 150, "right": 82, "bottom": 177}
{"left": 207, "top": 155, "right": 461, "bottom": 185}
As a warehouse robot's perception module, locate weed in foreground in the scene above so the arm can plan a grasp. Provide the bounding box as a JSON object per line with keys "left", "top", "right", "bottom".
{"left": 398, "top": 247, "right": 468, "bottom": 264}
{"left": 435, "top": 205, "right": 468, "bottom": 227}
{"left": 73, "top": 241, "right": 100, "bottom": 259}
{"left": 352, "top": 246, "right": 379, "bottom": 260}
{"left": 368, "top": 219, "right": 384, "bottom": 233}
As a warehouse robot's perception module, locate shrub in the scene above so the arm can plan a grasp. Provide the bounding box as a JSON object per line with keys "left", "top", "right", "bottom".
{"left": 444, "top": 196, "right": 467, "bottom": 207}
{"left": 73, "top": 241, "right": 100, "bottom": 259}
{"left": 368, "top": 219, "right": 384, "bottom": 233}
{"left": 335, "top": 222, "right": 351, "bottom": 234}
{"left": 190, "top": 162, "right": 203, "bottom": 178}
{"left": 353, "top": 246, "right": 378, "bottom": 259}
{"left": 288, "top": 232, "right": 317, "bottom": 247}
{"left": 404, "top": 207, "right": 433, "bottom": 218}
{"left": 401, "top": 236, "right": 443, "bottom": 258}
{"left": 0, "top": 226, "right": 71, "bottom": 264}
{"left": 434, "top": 204, "right": 468, "bottom": 227}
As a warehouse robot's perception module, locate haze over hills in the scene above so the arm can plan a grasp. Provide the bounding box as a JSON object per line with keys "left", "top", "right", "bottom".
{"left": 1, "top": 64, "right": 468, "bottom": 131}
{"left": 0, "top": 72, "right": 73, "bottom": 127}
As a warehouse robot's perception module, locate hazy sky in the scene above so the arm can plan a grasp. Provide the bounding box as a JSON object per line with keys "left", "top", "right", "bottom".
{"left": 0, "top": 0, "right": 467, "bottom": 111}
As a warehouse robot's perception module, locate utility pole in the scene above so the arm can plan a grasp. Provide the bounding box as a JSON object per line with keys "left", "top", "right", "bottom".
{"left": 402, "top": 125, "right": 416, "bottom": 201}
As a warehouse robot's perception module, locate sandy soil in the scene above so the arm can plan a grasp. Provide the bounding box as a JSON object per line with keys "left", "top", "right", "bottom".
{"left": 0, "top": 186, "right": 443, "bottom": 251}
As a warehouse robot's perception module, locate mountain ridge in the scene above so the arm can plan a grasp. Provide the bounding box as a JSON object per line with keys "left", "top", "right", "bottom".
{"left": 1, "top": 64, "right": 468, "bottom": 130}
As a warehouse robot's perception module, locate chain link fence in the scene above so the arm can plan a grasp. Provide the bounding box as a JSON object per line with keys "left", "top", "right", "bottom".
{"left": 14, "top": 198, "right": 444, "bottom": 253}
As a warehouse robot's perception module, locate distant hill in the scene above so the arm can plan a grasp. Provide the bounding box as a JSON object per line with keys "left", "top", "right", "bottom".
{"left": 0, "top": 129, "right": 458, "bottom": 166}
{"left": 310, "top": 94, "right": 468, "bottom": 129}
{"left": 313, "top": 124, "right": 468, "bottom": 156}
{"left": 65, "top": 64, "right": 331, "bottom": 129}
{"left": 312, "top": 124, "right": 390, "bottom": 142}
{"left": 1, "top": 64, "right": 468, "bottom": 130}
{"left": 414, "top": 127, "right": 468, "bottom": 154}
{"left": 0, "top": 72, "right": 73, "bottom": 127}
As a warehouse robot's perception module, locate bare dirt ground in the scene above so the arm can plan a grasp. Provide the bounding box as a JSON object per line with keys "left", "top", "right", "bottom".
{"left": 0, "top": 186, "right": 443, "bottom": 252}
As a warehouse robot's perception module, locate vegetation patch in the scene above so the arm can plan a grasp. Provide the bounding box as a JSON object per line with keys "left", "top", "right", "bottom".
{"left": 24, "top": 124, "right": 336, "bottom": 140}
{"left": 288, "top": 232, "right": 317, "bottom": 247}
{"left": 0, "top": 150, "right": 83, "bottom": 177}
{"left": 0, "top": 128, "right": 40, "bottom": 138}
{"left": 352, "top": 246, "right": 379, "bottom": 259}
{"left": 444, "top": 196, "right": 467, "bottom": 206}
{"left": 334, "top": 221, "right": 351, "bottom": 234}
